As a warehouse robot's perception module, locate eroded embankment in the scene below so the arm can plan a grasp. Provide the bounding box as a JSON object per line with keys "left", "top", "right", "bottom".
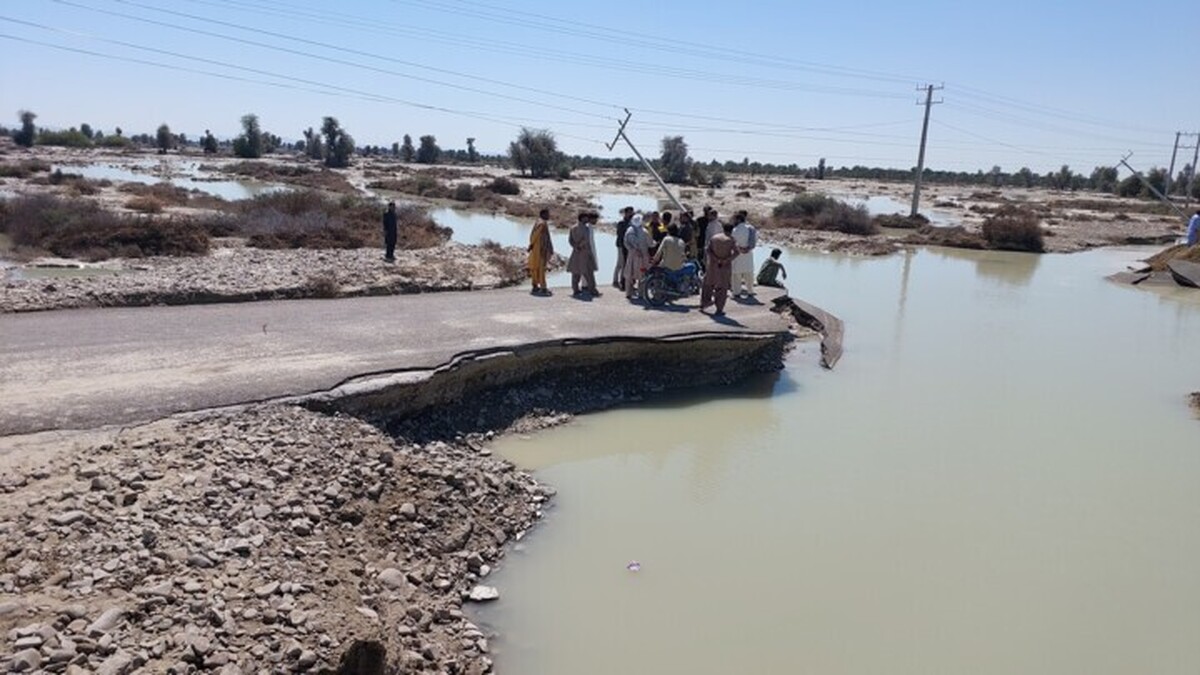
{"left": 0, "top": 330, "right": 800, "bottom": 673}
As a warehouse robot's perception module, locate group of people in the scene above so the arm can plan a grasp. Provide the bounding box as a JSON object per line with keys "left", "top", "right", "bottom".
{"left": 526, "top": 203, "right": 788, "bottom": 316}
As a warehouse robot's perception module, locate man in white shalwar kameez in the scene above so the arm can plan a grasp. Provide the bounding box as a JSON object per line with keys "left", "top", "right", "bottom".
{"left": 730, "top": 211, "right": 757, "bottom": 296}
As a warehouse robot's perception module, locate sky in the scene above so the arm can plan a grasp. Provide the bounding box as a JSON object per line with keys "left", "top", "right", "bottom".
{"left": 1, "top": 0, "right": 1197, "bottom": 174}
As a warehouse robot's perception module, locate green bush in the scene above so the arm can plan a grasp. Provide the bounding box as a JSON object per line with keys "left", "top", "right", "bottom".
{"left": 982, "top": 205, "right": 1044, "bottom": 252}
{"left": 452, "top": 183, "right": 475, "bottom": 202}
{"left": 772, "top": 193, "right": 838, "bottom": 219}
{"left": 816, "top": 202, "right": 877, "bottom": 235}
{"left": 37, "top": 128, "right": 93, "bottom": 147}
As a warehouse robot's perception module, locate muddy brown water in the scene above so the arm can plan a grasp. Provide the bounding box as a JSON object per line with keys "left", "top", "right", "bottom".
{"left": 468, "top": 245, "right": 1200, "bottom": 674}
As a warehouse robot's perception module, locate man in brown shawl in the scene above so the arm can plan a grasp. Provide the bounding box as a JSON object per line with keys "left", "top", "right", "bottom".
{"left": 701, "top": 221, "right": 738, "bottom": 315}
{"left": 567, "top": 211, "right": 601, "bottom": 296}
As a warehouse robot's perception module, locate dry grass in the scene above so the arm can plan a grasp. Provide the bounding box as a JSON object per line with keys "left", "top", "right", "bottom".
{"left": 902, "top": 225, "right": 987, "bottom": 250}
{"left": 770, "top": 194, "right": 879, "bottom": 235}
{"left": 226, "top": 161, "right": 356, "bottom": 194}
{"left": 0, "top": 159, "right": 51, "bottom": 178}
{"left": 125, "top": 196, "right": 166, "bottom": 214}
{"left": 0, "top": 194, "right": 209, "bottom": 260}
{"left": 305, "top": 273, "right": 341, "bottom": 298}
{"left": 873, "top": 213, "right": 929, "bottom": 230}
{"left": 119, "top": 182, "right": 194, "bottom": 206}
{"left": 195, "top": 190, "right": 449, "bottom": 250}
{"left": 481, "top": 238, "right": 525, "bottom": 281}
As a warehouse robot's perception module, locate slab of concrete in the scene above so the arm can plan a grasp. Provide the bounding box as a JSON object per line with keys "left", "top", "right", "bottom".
{"left": 0, "top": 286, "right": 805, "bottom": 435}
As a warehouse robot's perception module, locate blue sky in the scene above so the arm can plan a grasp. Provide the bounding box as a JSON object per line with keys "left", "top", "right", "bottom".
{"left": 1, "top": 0, "right": 1197, "bottom": 174}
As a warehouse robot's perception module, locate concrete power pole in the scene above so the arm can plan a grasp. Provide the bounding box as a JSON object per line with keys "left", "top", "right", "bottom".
{"left": 1182, "top": 132, "right": 1200, "bottom": 213}
{"left": 1165, "top": 132, "right": 1181, "bottom": 198}
{"left": 910, "top": 84, "right": 943, "bottom": 218}
{"left": 607, "top": 109, "right": 685, "bottom": 212}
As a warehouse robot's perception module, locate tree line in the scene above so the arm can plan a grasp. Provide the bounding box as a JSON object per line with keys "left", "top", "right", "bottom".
{"left": 8, "top": 110, "right": 1198, "bottom": 199}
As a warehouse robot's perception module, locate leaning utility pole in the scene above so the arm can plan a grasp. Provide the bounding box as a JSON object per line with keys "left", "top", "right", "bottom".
{"left": 607, "top": 109, "right": 685, "bottom": 212}
{"left": 910, "top": 84, "right": 943, "bottom": 218}
{"left": 1165, "top": 132, "right": 1182, "bottom": 198}
{"left": 1118, "top": 153, "right": 1187, "bottom": 220}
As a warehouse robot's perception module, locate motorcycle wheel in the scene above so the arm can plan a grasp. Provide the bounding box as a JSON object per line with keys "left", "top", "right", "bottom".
{"left": 642, "top": 275, "right": 669, "bottom": 306}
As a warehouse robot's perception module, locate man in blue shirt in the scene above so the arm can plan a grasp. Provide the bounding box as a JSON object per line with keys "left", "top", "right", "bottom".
{"left": 1188, "top": 210, "right": 1199, "bottom": 247}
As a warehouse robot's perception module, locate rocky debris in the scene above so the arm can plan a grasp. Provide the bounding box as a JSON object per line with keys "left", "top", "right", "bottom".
{"left": 0, "top": 242, "right": 527, "bottom": 313}
{"left": 467, "top": 586, "right": 500, "bottom": 602}
{"left": 0, "top": 404, "right": 546, "bottom": 673}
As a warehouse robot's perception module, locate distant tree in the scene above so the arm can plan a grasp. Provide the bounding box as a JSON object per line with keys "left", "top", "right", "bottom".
{"left": 176, "top": 132, "right": 187, "bottom": 147}
{"left": 94, "top": 129, "right": 105, "bottom": 140}
{"left": 817, "top": 157, "right": 826, "bottom": 180}
{"left": 659, "top": 136, "right": 691, "bottom": 184}
{"left": 1117, "top": 174, "right": 1142, "bottom": 197}
{"left": 391, "top": 141, "right": 400, "bottom": 157}
{"left": 13, "top": 110, "right": 36, "bottom": 148}
{"left": 1014, "top": 166, "right": 1035, "bottom": 188}
{"left": 1172, "top": 164, "right": 1193, "bottom": 195}
{"left": 1046, "top": 165, "right": 1074, "bottom": 191}
{"left": 302, "top": 126, "right": 324, "bottom": 160}
{"left": 262, "top": 133, "right": 282, "bottom": 154}
{"left": 1088, "top": 166, "right": 1118, "bottom": 193}
{"left": 988, "top": 165, "right": 1003, "bottom": 187}
{"left": 1145, "top": 167, "right": 1168, "bottom": 197}
{"left": 709, "top": 170, "right": 727, "bottom": 188}
{"left": 466, "top": 137, "right": 479, "bottom": 163}
{"left": 115, "top": 126, "right": 123, "bottom": 137}
{"left": 321, "top": 116, "right": 354, "bottom": 168}
{"left": 416, "top": 135, "right": 441, "bottom": 164}
{"left": 80, "top": 123, "right": 94, "bottom": 140}
{"left": 400, "top": 134, "right": 415, "bottom": 162}
{"left": 508, "top": 128, "right": 561, "bottom": 179}
{"left": 156, "top": 123, "right": 174, "bottom": 154}
{"left": 232, "top": 114, "right": 263, "bottom": 159}
{"left": 202, "top": 129, "right": 218, "bottom": 154}
{"left": 688, "top": 163, "right": 708, "bottom": 186}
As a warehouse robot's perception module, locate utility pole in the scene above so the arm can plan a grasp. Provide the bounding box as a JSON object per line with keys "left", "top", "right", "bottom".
{"left": 910, "top": 84, "right": 943, "bottom": 218}
{"left": 607, "top": 109, "right": 685, "bottom": 212}
{"left": 1165, "top": 132, "right": 1181, "bottom": 198}
{"left": 1118, "top": 153, "right": 1187, "bottom": 220}
{"left": 1181, "top": 132, "right": 1200, "bottom": 213}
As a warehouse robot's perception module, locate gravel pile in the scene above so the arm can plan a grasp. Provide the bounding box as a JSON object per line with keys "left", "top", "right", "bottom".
{"left": 0, "top": 243, "right": 527, "bottom": 313}
{"left": 0, "top": 405, "right": 550, "bottom": 673}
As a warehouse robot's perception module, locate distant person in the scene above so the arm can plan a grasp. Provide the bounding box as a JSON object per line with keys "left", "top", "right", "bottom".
{"left": 704, "top": 208, "right": 724, "bottom": 245}
{"left": 623, "top": 213, "right": 653, "bottom": 300}
{"left": 382, "top": 201, "right": 398, "bottom": 262}
{"left": 1189, "top": 209, "right": 1200, "bottom": 247}
{"left": 568, "top": 211, "right": 600, "bottom": 296}
{"left": 701, "top": 222, "right": 739, "bottom": 316}
{"left": 694, "top": 208, "right": 711, "bottom": 268}
{"left": 658, "top": 211, "right": 673, "bottom": 244}
{"left": 757, "top": 248, "right": 787, "bottom": 289}
{"left": 647, "top": 211, "right": 666, "bottom": 244}
{"left": 730, "top": 211, "right": 758, "bottom": 296}
{"left": 528, "top": 208, "right": 554, "bottom": 296}
{"left": 678, "top": 211, "right": 696, "bottom": 259}
{"left": 652, "top": 223, "right": 686, "bottom": 271}
{"left": 613, "top": 206, "right": 634, "bottom": 290}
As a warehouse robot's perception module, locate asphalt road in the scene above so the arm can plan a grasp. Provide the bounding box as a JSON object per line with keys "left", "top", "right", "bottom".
{"left": 0, "top": 286, "right": 790, "bottom": 435}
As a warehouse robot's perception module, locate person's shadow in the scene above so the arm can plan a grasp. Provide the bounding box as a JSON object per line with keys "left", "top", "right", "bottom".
{"left": 732, "top": 295, "right": 764, "bottom": 306}
{"left": 707, "top": 313, "right": 745, "bottom": 327}
{"left": 641, "top": 303, "right": 690, "bottom": 314}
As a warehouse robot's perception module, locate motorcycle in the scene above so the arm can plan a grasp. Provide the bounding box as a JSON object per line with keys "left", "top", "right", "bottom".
{"left": 640, "top": 260, "right": 701, "bottom": 306}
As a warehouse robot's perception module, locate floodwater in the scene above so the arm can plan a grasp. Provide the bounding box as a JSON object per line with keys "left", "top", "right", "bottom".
{"left": 434, "top": 193, "right": 657, "bottom": 288}
{"left": 52, "top": 161, "right": 282, "bottom": 201}
{"left": 471, "top": 244, "right": 1200, "bottom": 675}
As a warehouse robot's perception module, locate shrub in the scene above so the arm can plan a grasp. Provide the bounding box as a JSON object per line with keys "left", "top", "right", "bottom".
{"left": 37, "top": 128, "right": 93, "bottom": 148}
{"left": 13, "top": 111, "right": 36, "bottom": 148}
{"left": 119, "top": 182, "right": 194, "bottom": 205}
{"left": 815, "top": 202, "right": 878, "bottom": 235}
{"left": 982, "top": 205, "right": 1045, "bottom": 252}
{"left": 126, "top": 196, "right": 165, "bottom": 214}
{"left": 773, "top": 193, "right": 838, "bottom": 219}
{"left": 0, "top": 159, "right": 51, "bottom": 178}
{"left": 556, "top": 163, "right": 572, "bottom": 180}
{"left": 0, "top": 194, "right": 208, "bottom": 259}
{"left": 659, "top": 136, "right": 690, "bottom": 184}
{"left": 208, "top": 190, "right": 449, "bottom": 250}
{"left": 452, "top": 183, "right": 475, "bottom": 202}
{"left": 873, "top": 213, "right": 928, "bottom": 229}
{"left": 97, "top": 135, "right": 133, "bottom": 148}
{"left": 233, "top": 113, "right": 264, "bottom": 159}
{"left": 416, "top": 135, "right": 441, "bottom": 164}
{"left": 709, "top": 171, "right": 727, "bottom": 188}
{"left": 488, "top": 176, "right": 520, "bottom": 195}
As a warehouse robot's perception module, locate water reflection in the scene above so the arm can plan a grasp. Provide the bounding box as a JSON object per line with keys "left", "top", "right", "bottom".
{"left": 926, "top": 246, "right": 1041, "bottom": 287}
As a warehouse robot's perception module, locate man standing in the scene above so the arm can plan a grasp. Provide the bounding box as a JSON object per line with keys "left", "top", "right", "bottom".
{"left": 568, "top": 211, "right": 600, "bottom": 296}
{"left": 1188, "top": 209, "right": 1200, "bottom": 247}
{"left": 382, "top": 201, "right": 398, "bottom": 262}
{"left": 528, "top": 208, "right": 554, "bottom": 296}
{"left": 730, "top": 211, "right": 758, "bottom": 296}
{"left": 623, "top": 213, "right": 652, "bottom": 301}
{"left": 701, "top": 222, "right": 738, "bottom": 316}
{"left": 704, "top": 208, "right": 724, "bottom": 246}
{"left": 613, "top": 206, "right": 633, "bottom": 290}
